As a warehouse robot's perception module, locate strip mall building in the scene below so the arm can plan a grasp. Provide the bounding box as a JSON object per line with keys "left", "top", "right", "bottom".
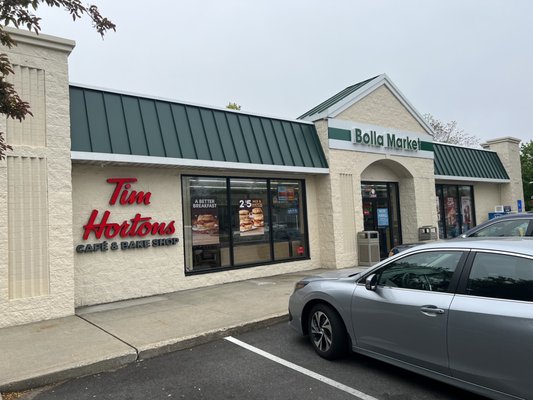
{"left": 0, "top": 30, "right": 524, "bottom": 328}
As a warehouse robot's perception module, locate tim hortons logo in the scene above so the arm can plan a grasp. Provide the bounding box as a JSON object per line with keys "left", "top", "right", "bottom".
{"left": 83, "top": 178, "right": 176, "bottom": 240}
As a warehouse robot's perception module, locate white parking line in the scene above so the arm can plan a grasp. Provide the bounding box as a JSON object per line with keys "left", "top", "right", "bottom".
{"left": 224, "top": 336, "right": 379, "bottom": 400}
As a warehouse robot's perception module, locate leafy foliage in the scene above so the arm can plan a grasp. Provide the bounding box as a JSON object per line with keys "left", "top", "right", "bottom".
{"left": 424, "top": 113, "right": 480, "bottom": 147}
{"left": 520, "top": 140, "right": 533, "bottom": 211}
{"left": 226, "top": 102, "right": 241, "bottom": 111}
{"left": 0, "top": 0, "right": 115, "bottom": 159}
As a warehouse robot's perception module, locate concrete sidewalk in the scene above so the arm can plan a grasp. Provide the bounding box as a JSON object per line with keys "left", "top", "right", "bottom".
{"left": 0, "top": 267, "right": 366, "bottom": 393}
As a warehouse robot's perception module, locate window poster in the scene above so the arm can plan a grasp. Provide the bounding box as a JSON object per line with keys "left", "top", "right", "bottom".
{"left": 287, "top": 188, "right": 295, "bottom": 201}
{"left": 461, "top": 197, "right": 472, "bottom": 227}
{"left": 277, "top": 186, "right": 287, "bottom": 203}
{"left": 446, "top": 197, "right": 457, "bottom": 226}
{"left": 191, "top": 198, "right": 219, "bottom": 245}
{"left": 239, "top": 199, "right": 265, "bottom": 236}
{"left": 377, "top": 208, "right": 389, "bottom": 227}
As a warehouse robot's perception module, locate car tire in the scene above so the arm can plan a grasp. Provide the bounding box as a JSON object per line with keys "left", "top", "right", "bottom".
{"left": 307, "top": 303, "right": 348, "bottom": 360}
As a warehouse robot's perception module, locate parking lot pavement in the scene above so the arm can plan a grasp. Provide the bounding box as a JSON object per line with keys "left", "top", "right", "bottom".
{"left": 2, "top": 267, "right": 357, "bottom": 393}
{"left": 24, "top": 322, "right": 488, "bottom": 400}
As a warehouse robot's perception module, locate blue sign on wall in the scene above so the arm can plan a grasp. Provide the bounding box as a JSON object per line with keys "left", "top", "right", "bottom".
{"left": 488, "top": 212, "right": 507, "bottom": 220}
{"left": 518, "top": 199, "right": 523, "bottom": 213}
{"left": 377, "top": 208, "right": 389, "bottom": 227}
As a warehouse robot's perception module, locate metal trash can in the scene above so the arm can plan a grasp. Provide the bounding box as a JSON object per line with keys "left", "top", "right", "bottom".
{"left": 358, "top": 231, "right": 380, "bottom": 266}
{"left": 418, "top": 226, "right": 437, "bottom": 241}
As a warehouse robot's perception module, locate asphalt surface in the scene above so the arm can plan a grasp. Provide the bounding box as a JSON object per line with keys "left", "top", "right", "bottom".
{"left": 25, "top": 322, "right": 488, "bottom": 400}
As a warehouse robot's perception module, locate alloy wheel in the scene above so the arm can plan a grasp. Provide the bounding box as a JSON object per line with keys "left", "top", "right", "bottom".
{"left": 310, "top": 310, "right": 333, "bottom": 352}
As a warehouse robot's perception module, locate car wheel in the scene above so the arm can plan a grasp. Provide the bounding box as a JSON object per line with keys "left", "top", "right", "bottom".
{"left": 308, "top": 303, "right": 348, "bottom": 360}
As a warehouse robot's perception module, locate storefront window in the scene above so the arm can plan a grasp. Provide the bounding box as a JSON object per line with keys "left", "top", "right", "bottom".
{"left": 183, "top": 177, "right": 230, "bottom": 273}
{"left": 443, "top": 185, "right": 459, "bottom": 238}
{"left": 182, "top": 176, "right": 308, "bottom": 274}
{"left": 271, "top": 180, "right": 308, "bottom": 259}
{"left": 459, "top": 186, "right": 474, "bottom": 232}
{"left": 436, "top": 184, "right": 476, "bottom": 238}
{"left": 230, "top": 178, "right": 271, "bottom": 265}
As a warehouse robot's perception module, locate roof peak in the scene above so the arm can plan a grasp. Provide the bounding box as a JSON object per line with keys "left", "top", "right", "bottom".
{"left": 297, "top": 74, "right": 434, "bottom": 136}
{"left": 298, "top": 75, "right": 382, "bottom": 120}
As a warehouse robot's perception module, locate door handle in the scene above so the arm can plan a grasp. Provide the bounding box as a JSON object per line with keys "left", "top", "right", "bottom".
{"left": 420, "top": 306, "right": 445, "bottom": 316}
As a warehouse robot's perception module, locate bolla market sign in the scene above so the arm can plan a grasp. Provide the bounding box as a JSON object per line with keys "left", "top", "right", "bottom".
{"left": 76, "top": 178, "right": 178, "bottom": 253}
{"left": 352, "top": 127, "right": 421, "bottom": 151}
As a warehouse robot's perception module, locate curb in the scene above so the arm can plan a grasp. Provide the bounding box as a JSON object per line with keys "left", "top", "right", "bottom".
{"left": 0, "top": 352, "right": 137, "bottom": 393}
{"left": 0, "top": 314, "right": 288, "bottom": 393}
{"left": 138, "top": 313, "right": 288, "bottom": 360}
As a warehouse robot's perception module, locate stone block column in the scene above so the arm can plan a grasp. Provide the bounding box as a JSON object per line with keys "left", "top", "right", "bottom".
{"left": 0, "top": 28, "right": 75, "bottom": 328}
{"left": 481, "top": 137, "right": 524, "bottom": 212}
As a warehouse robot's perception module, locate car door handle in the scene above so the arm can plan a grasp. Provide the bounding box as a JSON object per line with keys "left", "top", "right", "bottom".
{"left": 420, "top": 306, "right": 445, "bottom": 316}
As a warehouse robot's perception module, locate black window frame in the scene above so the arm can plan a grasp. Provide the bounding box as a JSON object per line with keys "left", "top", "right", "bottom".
{"left": 182, "top": 174, "right": 310, "bottom": 275}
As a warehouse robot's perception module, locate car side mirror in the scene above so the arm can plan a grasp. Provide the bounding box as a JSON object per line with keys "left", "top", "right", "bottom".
{"left": 365, "top": 274, "right": 378, "bottom": 291}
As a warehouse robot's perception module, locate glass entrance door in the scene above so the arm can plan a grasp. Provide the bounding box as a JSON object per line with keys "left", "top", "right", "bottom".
{"left": 361, "top": 182, "right": 401, "bottom": 259}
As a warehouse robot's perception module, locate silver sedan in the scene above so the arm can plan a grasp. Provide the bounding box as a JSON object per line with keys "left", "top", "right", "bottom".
{"left": 288, "top": 238, "right": 533, "bottom": 400}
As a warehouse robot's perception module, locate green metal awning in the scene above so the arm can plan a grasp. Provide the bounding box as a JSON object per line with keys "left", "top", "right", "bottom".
{"left": 69, "top": 86, "right": 328, "bottom": 173}
{"left": 433, "top": 143, "right": 509, "bottom": 181}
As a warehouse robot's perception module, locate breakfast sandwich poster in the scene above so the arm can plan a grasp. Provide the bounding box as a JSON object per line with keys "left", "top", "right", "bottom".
{"left": 191, "top": 198, "right": 219, "bottom": 245}
{"left": 239, "top": 199, "right": 265, "bottom": 236}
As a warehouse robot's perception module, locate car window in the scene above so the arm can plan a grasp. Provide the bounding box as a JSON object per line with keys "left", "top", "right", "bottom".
{"left": 376, "top": 251, "right": 463, "bottom": 292}
{"left": 466, "top": 253, "right": 533, "bottom": 301}
{"left": 469, "top": 219, "right": 529, "bottom": 237}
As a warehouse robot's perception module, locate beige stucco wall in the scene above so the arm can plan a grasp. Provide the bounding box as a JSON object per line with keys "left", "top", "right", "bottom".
{"left": 312, "top": 120, "right": 338, "bottom": 266}
{"left": 0, "top": 30, "right": 75, "bottom": 328}
{"left": 482, "top": 137, "right": 524, "bottom": 212}
{"left": 472, "top": 182, "right": 504, "bottom": 224}
{"left": 72, "top": 164, "right": 322, "bottom": 307}
{"left": 319, "top": 150, "right": 437, "bottom": 268}
{"left": 313, "top": 81, "right": 437, "bottom": 268}
{"left": 336, "top": 85, "right": 429, "bottom": 135}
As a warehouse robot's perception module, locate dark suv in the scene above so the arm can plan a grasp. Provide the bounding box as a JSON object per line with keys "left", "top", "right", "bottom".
{"left": 389, "top": 213, "right": 533, "bottom": 256}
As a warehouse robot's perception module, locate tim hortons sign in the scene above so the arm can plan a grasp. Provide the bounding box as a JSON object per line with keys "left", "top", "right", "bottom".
{"left": 76, "top": 177, "right": 178, "bottom": 253}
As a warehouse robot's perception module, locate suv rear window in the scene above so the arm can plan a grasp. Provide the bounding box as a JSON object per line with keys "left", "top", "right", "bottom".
{"left": 470, "top": 219, "right": 529, "bottom": 237}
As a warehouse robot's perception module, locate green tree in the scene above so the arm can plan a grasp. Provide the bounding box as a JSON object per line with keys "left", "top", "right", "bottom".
{"left": 520, "top": 140, "right": 533, "bottom": 211}
{"left": 226, "top": 102, "right": 241, "bottom": 111}
{"left": 424, "top": 113, "right": 480, "bottom": 147}
{"left": 0, "top": 0, "right": 115, "bottom": 159}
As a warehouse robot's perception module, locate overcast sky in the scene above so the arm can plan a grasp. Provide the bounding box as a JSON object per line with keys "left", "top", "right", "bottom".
{"left": 35, "top": 0, "right": 533, "bottom": 144}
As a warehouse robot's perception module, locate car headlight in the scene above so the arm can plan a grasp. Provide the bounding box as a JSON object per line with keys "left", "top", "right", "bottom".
{"left": 293, "top": 281, "right": 309, "bottom": 292}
